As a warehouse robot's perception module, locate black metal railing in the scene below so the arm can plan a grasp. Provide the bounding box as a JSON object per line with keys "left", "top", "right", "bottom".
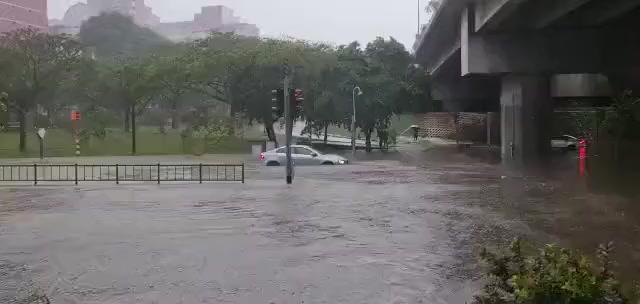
{"left": 0, "top": 164, "right": 244, "bottom": 185}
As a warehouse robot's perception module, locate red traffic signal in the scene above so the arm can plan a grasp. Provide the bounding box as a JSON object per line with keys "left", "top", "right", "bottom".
{"left": 294, "top": 89, "right": 304, "bottom": 102}
{"left": 70, "top": 111, "right": 81, "bottom": 121}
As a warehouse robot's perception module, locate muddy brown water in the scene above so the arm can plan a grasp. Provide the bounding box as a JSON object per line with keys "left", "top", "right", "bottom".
{"left": 0, "top": 146, "right": 638, "bottom": 303}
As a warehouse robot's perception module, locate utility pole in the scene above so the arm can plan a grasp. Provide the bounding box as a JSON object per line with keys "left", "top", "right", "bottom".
{"left": 351, "top": 90, "right": 357, "bottom": 156}
{"left": 351, "top": 86, "right": 363, "bottom": 156}
{"left": 283, "top": 64, "right": 294, "bottom": 184}
{"left": 417, "top": 0, "right": 421, "bottom": 35}
{"left": 71, "top": 110, "right": 81, "bottom": 156}
{"left": 37, "top": 128, "right": 46, "bottom": 160}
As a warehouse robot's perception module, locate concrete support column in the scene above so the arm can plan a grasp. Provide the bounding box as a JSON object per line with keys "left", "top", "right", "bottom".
{"left": 500, "top": 75, "right": 553, "bottom": 164}
{"left": 486, "top": 112, "right": 492, "bottom": 146}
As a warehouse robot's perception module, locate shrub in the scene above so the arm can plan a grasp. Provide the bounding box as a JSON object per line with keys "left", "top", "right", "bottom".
{"left": 474, "top": 239, "right": 634, "bottom": 304}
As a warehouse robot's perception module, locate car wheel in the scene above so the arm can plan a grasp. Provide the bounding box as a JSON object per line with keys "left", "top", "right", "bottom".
{"left": 322, "top": 161, "right": 334, "bottom": 165}
{"left": 266, "top": 161, "right": 280, "bottom": 166}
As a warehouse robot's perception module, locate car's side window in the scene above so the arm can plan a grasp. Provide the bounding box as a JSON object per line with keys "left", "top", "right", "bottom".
{"left": 294, "top": 147, "right": 313, "bottom": 155}
{"left": 276, "top": 148, "right": 286, "bottom": 153}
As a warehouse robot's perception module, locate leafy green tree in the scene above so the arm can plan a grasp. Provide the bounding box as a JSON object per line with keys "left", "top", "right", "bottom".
{"left": 0, "top": 92, "right": 6, "bottom": 112}
{"left": 425, "top": 0, "right": 442, "bottom": 18}
{"left": 474, "top": 240, "right": 631, "bottom": 303}
{"left": 400, "top": 64, "right": 434, "bottom": 113}
{"left": 79, "top": 13, "right": 170, "bottom": 60}
{"left": 335, "top": 38, "right": 412, "bottom": 151}
{"left": 602, "top": 90, "right": 640, "bottom": 160}
{"left": 188, "top": 34, "right": 330, "bottom": 146}
{"left": 303, "top": 63, "right": 351, "bottom": 144}
{"left": 187, "top": 33, "right": 426, "bottom": 152}
{"left": 0, "top": 28, "right": 82, "bottom": 152}
{"left": 150, "top": 55, "right": 194, "bottom": 129}
{"left": 191, "top": 118, "right": 232, "bottom": 155}
{"left": 96, "top": 58, "right": 162, "bottom": 154}
{"left": 58, "top": 57, "right": 103, "bottom": 111}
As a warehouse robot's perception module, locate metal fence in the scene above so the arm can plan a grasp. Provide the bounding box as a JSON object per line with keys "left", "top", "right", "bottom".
{"left": 0, "top": 164, "right": 244, "bottom": 185}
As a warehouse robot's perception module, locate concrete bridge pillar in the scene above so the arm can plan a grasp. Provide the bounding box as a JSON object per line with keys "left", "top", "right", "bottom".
{"left": 500, "top": 75, "right": 553, "bottom": 165}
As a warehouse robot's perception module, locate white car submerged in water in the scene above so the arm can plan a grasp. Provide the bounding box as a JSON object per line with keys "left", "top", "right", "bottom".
{"left": 260, "top": 145, "right": 349, "bottom": 166}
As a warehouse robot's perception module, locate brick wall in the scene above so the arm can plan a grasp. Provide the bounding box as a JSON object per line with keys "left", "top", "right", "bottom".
{"left": 414, "top": 113, "right": 457, "bottom": 139}
{"left": 414, "top": 112, "right": 500, "bottom": 144}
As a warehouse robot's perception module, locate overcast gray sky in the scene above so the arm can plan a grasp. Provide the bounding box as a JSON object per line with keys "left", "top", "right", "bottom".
{"left": 49, "top": 0, "right": 423, "bottom": 49}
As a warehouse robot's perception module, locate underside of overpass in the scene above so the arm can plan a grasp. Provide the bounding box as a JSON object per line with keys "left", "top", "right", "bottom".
{"left": 414, "top": 0, "right": 640, "bottom": 164}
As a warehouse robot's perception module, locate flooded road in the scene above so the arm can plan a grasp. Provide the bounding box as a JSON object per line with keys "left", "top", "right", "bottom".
{"left": 0, "top": 146, "right": 639, "bottom": 303}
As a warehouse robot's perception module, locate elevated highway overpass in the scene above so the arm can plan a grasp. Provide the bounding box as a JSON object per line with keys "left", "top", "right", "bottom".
{"left": 414, "top": 0, "right": 640, "bottom": 163}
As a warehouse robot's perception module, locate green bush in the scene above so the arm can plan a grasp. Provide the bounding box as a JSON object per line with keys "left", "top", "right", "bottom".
{"left": 474, "top": 240, "right": 637, "bottom": 304}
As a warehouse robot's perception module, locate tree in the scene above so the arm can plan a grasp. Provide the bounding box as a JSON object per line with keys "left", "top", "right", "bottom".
{"left": 425, "top": 0, "right": 442, "bottom": 23}
{"left": 474, "top": 240, "right": 630, "bottom": 303}
{"left": 0, "top": 92, "right": 7, "bottom": 113}
{"left": 77, "top": 12, "right": 175, "bottom": 133}
{"left": 0, "top": 28, "right": 82, "bottom": 152}
{"left": 335, "top": 38, "right": 412, "bottom": 151}
{"left": 191, "top": 118, "right": 231, "bottom": 155}
{"left": 188, "top": 34, "right": 332, "bottom": 147}
{"left": 151, "top": 55, "right": 194, "bottom": 129}
{"left": 58, "top": 57, "right": 103, "bottom": 110}
{"left": 96, "top": 58, "right": 162, "bottom": 154}
{"left": 602, "top": 90, "right": 640, "bottom": 160}
{"left": 79, "top": 13, "right": 170, "bottom": 60}
{"left": 400, "top": 64, "right": 434, "bottom": 113}
{"left": 304, "top": 88, "right": 343, "bottom": 144}
{"left": 302, "top": 58, "right": 351, "bottom": 144}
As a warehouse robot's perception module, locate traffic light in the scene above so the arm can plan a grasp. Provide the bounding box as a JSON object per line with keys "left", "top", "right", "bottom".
{"left": 294, "top": 89, "right": 304, "bottom": 107}
{"left": 289, "top": 89, "right": 304, "bottom": 116}
{"left": 70, "top": 110, "right": 81, "bottom": 121}
{"left": 271, "top": 89, "right": 284, "bottom": 122}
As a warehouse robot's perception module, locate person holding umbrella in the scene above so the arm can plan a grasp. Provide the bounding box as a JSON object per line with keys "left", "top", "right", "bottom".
{"left": 410, "top": 125, "right": 420, "bottom": 142}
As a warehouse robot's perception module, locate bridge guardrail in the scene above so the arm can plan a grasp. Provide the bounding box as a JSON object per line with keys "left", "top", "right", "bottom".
{"left": 0, "top": 163, "right": 244, "bottom": 185}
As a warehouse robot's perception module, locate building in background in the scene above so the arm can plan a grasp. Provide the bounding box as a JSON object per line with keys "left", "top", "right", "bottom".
{"left": 194, "top": 6, "right": 237, "bottom": 30}
{"left": 54, "top": 2, "right": 258, "bottom": 40}
{"left": 132, "top": 0, "right": 160, "bottom": 27}
{"left": 0, "top": 0, "right": 48, "bottom": 33}
{"left": 53, "top": 0, "right": 159, "bottom": 35}
{"left": 154, "top": 6, "right": 259, "bottom": 41}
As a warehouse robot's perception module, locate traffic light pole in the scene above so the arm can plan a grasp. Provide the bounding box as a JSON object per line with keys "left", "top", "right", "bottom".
{"left": 284, "top": 68, "right": 293, "bottom": 184}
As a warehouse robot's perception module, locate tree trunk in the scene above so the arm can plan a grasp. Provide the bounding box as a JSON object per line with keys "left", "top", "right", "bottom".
{"left": 364, "top": 129, "right": 372, "bottom": 152}
{"left": 131, "top": 106, "right": 136, "bottom": 155}
{"left": 266, "top": 123, "right": 278, "bottom": 148}
{"left": 124, "top": 109, "right": 130, "bottom": 132}
{"left": 171, "top": 103, "right": 178, "bottom": 129}
{"left": 324, "top": 123, "right": 329, "bottom": 144}
{"left": 46, "top": 106, "right": 55, "bottom": 128}
{"left": 18, "top": 110, "right": 27, "bottom": 153}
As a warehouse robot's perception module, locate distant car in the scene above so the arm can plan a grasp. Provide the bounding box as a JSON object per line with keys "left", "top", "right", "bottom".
{"left": 260, "top": 145, "right": 349, "bottom": 166}
{"left": 551, "top": 135, "right": 579, "bottom": 150}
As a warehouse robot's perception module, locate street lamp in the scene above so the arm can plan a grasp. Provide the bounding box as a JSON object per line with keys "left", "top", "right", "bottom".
{"left": 351, "top": 86, "right": 363, "bottom": 156}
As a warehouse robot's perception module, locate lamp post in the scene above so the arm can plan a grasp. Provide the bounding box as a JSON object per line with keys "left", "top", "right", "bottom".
{"left": 351, "top": 86, "right": 363, "bottom": 156}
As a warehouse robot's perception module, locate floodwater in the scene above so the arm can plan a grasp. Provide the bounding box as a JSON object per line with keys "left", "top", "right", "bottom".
{"left": 0, "top": 145, "right": 639, "bottom": 303}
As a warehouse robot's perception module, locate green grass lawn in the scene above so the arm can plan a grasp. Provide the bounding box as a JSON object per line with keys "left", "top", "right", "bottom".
{"left": 0, "top": 127, "right": 261, "bottom": 158}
